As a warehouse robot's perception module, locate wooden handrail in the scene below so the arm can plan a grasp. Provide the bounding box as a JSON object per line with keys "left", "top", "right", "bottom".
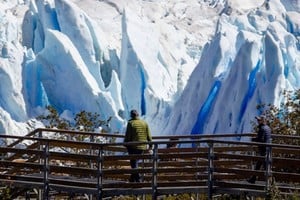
{"left": 0, "top": 129, "right": 299, "bottom": 199}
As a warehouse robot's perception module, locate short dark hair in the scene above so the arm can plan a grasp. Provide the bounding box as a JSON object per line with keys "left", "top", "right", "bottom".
{"left": 130, "top": 110, "right": 139, "bottom": 118}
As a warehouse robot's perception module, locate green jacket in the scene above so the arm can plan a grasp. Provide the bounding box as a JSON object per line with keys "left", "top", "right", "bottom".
{"left": 124, "top": 117, "right": 152, "bottom": 150}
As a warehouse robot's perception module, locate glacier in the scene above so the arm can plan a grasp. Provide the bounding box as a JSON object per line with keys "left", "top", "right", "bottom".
{"left": 0, "top": 0, "right": 299, "bottom": 136}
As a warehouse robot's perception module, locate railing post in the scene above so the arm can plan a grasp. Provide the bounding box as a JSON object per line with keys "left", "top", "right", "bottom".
{"left": 89, "top": 135, "right": 95, "bottom": 167}
{"left": 207, "top": 141, "right": 214, "bottom": 200}
{"left": 96, "top": 146, "right": 103, "bottom": 200}
{"left": 196, "top": 142, "right": 201, "bottom": 200}
{"left": 152, "top": 143, "right": 158, "bottom": 200}
{"left": 38, "top": 131, "right": 43, "bottom": 200}
{"left": 265, "top": 144, "right": 272, "bottom": 196}
{"left": 38, "top": 130, "right": 42, "bottom": 138}
{"left": 89, "top": 135, "right": 95, "bottom": 200}
{"left": 43, "top": 141, "right": 49, "bottom": 200}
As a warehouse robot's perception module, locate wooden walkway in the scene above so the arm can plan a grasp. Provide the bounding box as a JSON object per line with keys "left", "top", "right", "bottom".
{"left": 0, "top": 128, "right": 299, "bottom": 199}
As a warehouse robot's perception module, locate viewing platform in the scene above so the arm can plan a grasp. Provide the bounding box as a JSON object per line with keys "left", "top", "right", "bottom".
{"left": 0, "top": 128, "right": 299, "bottom": 199}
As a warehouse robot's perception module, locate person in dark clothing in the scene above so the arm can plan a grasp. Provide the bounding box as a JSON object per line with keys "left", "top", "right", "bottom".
{"left": 248, "top": 115, "right": 272, "bottom": 183}
{"left": 124, "top": 109, "right": 152, "bottom": 182}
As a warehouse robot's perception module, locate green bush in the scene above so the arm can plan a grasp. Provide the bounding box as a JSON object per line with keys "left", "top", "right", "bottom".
{"left": 252, "top": 89, "right": 300, "bottom": 145}
{"left": 37, "top": 105, "right": 109, "bottom": 132}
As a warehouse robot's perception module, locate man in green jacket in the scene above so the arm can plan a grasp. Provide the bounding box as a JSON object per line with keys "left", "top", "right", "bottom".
{"left": 124, "top": 109, "right": 152, "bottom": 182}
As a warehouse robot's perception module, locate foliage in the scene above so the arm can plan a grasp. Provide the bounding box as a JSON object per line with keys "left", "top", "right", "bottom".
{"left": 37, "top": 105, "right": 108, "bottom": 132}
{"left": 216, "top": 194, "right": 248, "bottom": 200}
{"left": 163, "top": 193, "right": 196, "bottom": 200}
{"left": 37, "top": 106, "right": 70, "bottom": 130}
{"left": 37, "top": 105, "right": 113, "bottom": 146}
{"left": 252, "top": 89, "right": 300, "bottom": 145}
{"left": 112, "top": 194, "right": 206, "bottom": 200}
{"left": 0, "top": 186, "right": 11, "bottom": 200}
{"left": 74, "top": 110, "right": 106, "bottom": 132}
{"left": 266, "top": 178, "right": 281, "bottom": 200}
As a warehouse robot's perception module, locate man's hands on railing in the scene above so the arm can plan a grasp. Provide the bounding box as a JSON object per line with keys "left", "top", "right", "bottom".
{"left": 147, "top": 149, "right": 153, "bottom": 154}
{"left": 147, "top": 144, "right": 153, "bottom": 154}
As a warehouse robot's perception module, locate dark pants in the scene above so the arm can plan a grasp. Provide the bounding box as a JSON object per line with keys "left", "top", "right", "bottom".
{"left": 127, "top": 148, "right": 144, "bottom": 182}
{"left": 255, "top": 149, "right": 266, "bottom": 170}
{"left": 249, "top": 148, "right": 267, "bottom": 183}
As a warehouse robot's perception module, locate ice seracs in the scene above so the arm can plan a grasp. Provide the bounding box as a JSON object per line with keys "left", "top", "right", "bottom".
{"left": 0, "top": 0, "right": 299, "bottom": 137}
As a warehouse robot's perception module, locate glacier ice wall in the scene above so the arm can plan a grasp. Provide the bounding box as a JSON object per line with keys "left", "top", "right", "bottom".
{"left": 0, "top": 0, "right": 299, "bottom": 136}
{"left": 164, "top": 0, "right": 300, "bottom": 135}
